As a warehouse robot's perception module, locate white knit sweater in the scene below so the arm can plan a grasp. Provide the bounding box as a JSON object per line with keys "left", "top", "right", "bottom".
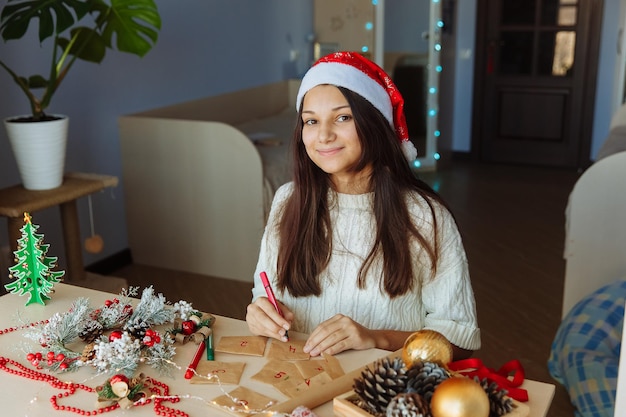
{"left": 251, "top": 183, "right": 481, "bottom": 351}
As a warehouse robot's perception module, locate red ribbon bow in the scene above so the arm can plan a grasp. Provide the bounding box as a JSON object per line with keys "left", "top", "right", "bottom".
{"left": 447, "top": 358, "right": 529, "bottom": 402}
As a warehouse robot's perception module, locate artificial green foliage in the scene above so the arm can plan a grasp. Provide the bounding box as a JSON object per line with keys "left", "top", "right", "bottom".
{"left": 4, "top": 212, "right": 64, "bottom": 305}
{"left": 0, "top": 0, "right": 161, "bottom": 120}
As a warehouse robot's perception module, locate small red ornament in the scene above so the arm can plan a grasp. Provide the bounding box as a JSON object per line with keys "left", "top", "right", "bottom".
{"left": 109, "top": 330, "right": 123, "bottom": 342}
{"left": 181, "top": 320, "right": 196, "bottom": 335}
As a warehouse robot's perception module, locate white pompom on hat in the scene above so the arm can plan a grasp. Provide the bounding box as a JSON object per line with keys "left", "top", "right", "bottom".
{"left": 296, "top": 51, "right": 418, "bottom": 162}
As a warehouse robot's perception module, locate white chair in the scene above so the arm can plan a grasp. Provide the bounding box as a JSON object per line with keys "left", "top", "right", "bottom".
{"left": 559, "top": 151, "right": 626, "bottom": 417}
{"left": 561, "top": 150, "right": 626, "bottom": 318}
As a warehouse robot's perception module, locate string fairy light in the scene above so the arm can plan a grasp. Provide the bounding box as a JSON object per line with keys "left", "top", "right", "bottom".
{"left": 413, "top": 0, "right": 443, "bottom": 171}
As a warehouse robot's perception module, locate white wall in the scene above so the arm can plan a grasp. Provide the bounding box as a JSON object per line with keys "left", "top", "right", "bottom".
{"left": 384, "top": 0, "right": 429, "bottom": 54}
{"left": 591, "top": 0, "right": 623, "bottom": 159}
{"left": 451, "top": 0, "right": 477, "bottom": 153}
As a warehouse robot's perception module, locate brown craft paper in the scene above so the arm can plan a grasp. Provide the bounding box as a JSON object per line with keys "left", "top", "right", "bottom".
{"left": 215, "top": 336, "right": 268, "bottom": 356}
{"left": 295, "top": 354, "right": 345, "bottom": 380}
{"left": 268, "top": 348, "right": 403, "bottom": 413}
{"left": 280, "top": 371, "right": 333, "bottom": 398}
{"left": 190, "top": 360, "right": 246, "bottom": 385}
{"left": 266, "top": 338, "right": 310, "bottom": 361}
{"left": 211, "top": 386, "right": 277, "bottom": 415}
{"left": 251, "top": 359, "right": 301, "bottom": 387}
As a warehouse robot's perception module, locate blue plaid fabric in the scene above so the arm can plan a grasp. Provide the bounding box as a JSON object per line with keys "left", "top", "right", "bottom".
{"left": 548, "top": 279, "right": 626, "bottom": 417}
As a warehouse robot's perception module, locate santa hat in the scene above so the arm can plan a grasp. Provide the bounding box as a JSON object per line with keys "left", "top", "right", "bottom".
{"left": 296, "top": 51, "right": 417, "bottom": 162}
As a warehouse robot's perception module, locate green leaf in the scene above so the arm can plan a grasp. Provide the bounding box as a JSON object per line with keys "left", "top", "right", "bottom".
{"left": 58, "top": 27, "right": 106, "bottom": 62}
{"left": 100, "top": 0, "right": 161, "bottom": 57}
{"left": 0, "top": 0, "right": 92, "bottom": 43}
{"left": 38, "top": 6, "right": 55, "bottom": 40}
{"left": 27, "top": 74, "right": 48, "bottom": 88}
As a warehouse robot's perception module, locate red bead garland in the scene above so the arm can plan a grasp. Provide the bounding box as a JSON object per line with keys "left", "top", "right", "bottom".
{"left": 0, "top": 319, "right": 48, "bottom": 335}
{"left": 0, "top": 320, "right": 189, "bottom": 417}
{"left": 0, "top": 356, "right": 118, "bottom": 415}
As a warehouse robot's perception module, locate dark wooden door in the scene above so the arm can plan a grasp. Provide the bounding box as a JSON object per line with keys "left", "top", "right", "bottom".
{"left": 472, "top": 0, "right": 603, "bottom": 167}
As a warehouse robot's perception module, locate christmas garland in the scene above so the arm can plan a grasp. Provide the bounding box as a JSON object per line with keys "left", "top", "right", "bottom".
{"left": 23, "top": 286, "right": 209, "bottom": 377}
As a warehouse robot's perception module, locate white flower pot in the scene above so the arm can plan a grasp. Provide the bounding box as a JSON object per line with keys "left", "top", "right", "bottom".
{"left": 4, "top": 115, "right": 68, "bottom": 190}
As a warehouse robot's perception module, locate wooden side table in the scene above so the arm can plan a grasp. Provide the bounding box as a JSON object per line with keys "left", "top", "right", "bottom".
{"left": 0, "top": 172, "right": 118, "bottom": 283}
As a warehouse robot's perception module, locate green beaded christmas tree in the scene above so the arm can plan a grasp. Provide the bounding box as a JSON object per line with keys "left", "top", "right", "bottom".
{"left": 4, "top": 212, "right": 65, "bottom": 305}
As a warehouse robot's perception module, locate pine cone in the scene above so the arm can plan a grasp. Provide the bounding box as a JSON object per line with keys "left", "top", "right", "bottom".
{"left": 79, "top": 320, "right": 103, "bottom": 343}
{"left": 386, "top": 392, "right": 431, "bottom": 417}
{"left": 353, "top": 357, "right": 415, "bottom": 415}
{"left": 81, "top": 342, "right": 96, "bottom": 361}
{"left": 474, "top": 377, "right": 516, "bottom": 417}
{"left": 406, "top": 361, "right": 450, "bottom": 402}
{"left": 124, "top": 319, "right": 149, "bottom": 340}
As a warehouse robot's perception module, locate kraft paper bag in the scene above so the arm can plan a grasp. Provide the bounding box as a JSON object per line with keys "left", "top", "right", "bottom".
{"left": 279, "top": 371, "right": 334, "bottom": 398}
{"left": 190, "top": 360, "right": 246, "bottom": 385}
{"left": 266, "top": 338, "right": 310, "bottom": 361}
{"left": 214, "top": 335, "right": 268, "bottom": 357}
{"left": 295, "top": 353, "right": 345, "bottom": 380}
{"left": 211, "top": 386, "right": 277, "bottom": 415}
{"left": 251, "top": 359, "right": 301, "bottom": 388}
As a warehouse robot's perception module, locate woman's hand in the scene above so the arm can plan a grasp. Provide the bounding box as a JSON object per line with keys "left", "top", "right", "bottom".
{"left": 246, "top": 297, "right": 293, "bottom": 342}
{"left": 303, "top": 314, "right": 377, "bottom": 356}
{"left": 303, "top": 314, "right": 415, "bottom": 356}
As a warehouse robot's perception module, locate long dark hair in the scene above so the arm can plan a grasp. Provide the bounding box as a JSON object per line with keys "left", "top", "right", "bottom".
{"left": 276, "top": 87, "right": 448, "bottom": 298}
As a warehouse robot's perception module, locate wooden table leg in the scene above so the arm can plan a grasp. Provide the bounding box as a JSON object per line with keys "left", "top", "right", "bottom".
{"left": 59, "top": 200, "right": 85, "bottom": 282}
{"left": 3, "top": 217, "right": 22, "bottom": 294}
{"left": 7, "top": 216, "right": 22, "bottom": 255}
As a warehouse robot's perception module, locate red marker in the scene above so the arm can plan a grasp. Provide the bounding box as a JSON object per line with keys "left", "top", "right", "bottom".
{"left": 260, "top": 271, "right": 289, "bottom": 341}
{"left": 184, "top": 339, "right": 206, "bottom": 379}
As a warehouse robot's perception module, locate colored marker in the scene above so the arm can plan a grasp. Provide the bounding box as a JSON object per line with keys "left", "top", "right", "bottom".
{"left": 184, "top": 339, "right": 206, "bottom": 379}
{"left": 260, "top": 271, "right": 289, "bottom": 341}
{"left": 206, "top": 331, "right": 214, "bottom": 361}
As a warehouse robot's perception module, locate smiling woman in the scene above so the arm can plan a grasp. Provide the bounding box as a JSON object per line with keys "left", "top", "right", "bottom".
{"left": 300, "top": 85, "right": 367, "bottom": 194}
{"left": 246, "top": 51, "right": 480, "bottom": 362}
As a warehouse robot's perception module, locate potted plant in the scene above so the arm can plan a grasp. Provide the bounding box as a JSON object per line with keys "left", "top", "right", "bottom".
{"left": 0, "top": 0, "right": 161, "bottom": 190}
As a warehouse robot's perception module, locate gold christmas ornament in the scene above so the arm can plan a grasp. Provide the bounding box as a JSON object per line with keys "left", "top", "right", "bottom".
{"left": 84, "top": 234, "right": 104, "bottom": 254}
{"left": 84, "top": 195, "right": 104, "bottom": 254}
{"left": 430, "top": 376, "right": 490, "bottom": 417}
{"left": 401, "top": 329, "right": 453, "bottom": 369}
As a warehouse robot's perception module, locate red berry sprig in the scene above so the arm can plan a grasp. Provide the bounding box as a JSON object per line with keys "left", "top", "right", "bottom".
{"left": 143, "top": 329, "right": 162, "bottom": 347}
{"left": 25, "top": 351, "right": 72, "bottom": 370}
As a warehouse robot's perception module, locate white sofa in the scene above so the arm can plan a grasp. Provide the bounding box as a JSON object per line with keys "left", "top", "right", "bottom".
{"left": 596, "top": 103, "right": 626, "bottom": 161}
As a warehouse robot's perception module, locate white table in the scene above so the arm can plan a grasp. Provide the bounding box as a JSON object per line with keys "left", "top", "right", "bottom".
{"left": 0, "top": 283, "right": 554, "bottom": 416}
